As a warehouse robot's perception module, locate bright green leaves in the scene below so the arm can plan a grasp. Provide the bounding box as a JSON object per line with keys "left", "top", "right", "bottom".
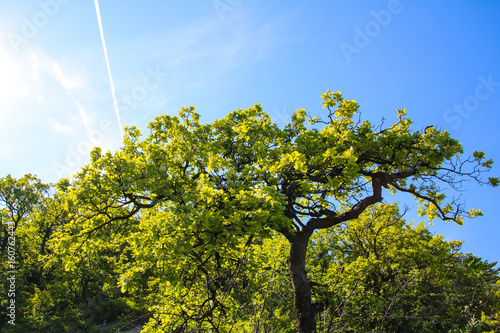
{"left": 178, "top": 105, "right": 200, "bottom": 128}
{"left": 0, "top": 174, "right": 50, "bottom": 261}
{"left": 320, "top": 90, "right": 359, "bottom": 130}
{"left": 276, "top": 151, "right": 308, "bottom": 173}
{"left": 42, "top": 89, "right": 497, "bottom": 331}
{"left": 474, "top": 150, "right": 496, "bottom": 172}
{"left": 89, "top": 146, "right": 102, "bottom": 163}
{"left": 307, "top": 203, "right": 500, "bottom": 332}
{"left": 468, "top": 208, "right": 483, "bottom": 218}
{"left": 321, "top": 90, "right": 342, "bottom": 108}
{"left": 489, "top": 177, "right": 500, "bottom": 187}
{"left": 320, "top": 89, "right": 360, "bottom": 120}
{"left": 0, "top": 174, "right": 49, "bottom": 219}
{"left": 473, "top": 150, "right": 486, "bottom": 160}
{"left": 291, "top": 108, "right": 307, "bottom": 130}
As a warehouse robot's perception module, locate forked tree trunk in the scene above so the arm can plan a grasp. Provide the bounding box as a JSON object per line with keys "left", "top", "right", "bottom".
{"left": 289, "top": 233, "right": 316, "bottom": 333}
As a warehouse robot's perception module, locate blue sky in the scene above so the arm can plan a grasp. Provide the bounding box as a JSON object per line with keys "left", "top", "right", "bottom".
{"left": 0, "top": 1, "right": 499, "bottom": 262}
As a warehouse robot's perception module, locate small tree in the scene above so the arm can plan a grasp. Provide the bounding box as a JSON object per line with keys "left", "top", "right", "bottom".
{"left": 55, "top": 91, "right": 498, "bottom": 332}
{"left": 0, "top": 174, "right": 49, "bottom": 254}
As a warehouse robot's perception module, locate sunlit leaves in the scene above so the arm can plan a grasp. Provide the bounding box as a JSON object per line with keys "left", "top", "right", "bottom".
{"left": 40, "top": 90, "right": 497, "bottom": 331}
{"left": 307, "top": 204, "right": 500, "bottom": 332}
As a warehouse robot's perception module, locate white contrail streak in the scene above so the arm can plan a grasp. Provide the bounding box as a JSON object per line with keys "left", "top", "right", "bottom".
{"left": 94, "top": 0, "right": 123, "bottom": 137}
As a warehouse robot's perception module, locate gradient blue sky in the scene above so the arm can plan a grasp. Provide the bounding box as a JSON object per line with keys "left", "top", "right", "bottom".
{"left": 0, "top": 1, "right": 499, "bottom": 262}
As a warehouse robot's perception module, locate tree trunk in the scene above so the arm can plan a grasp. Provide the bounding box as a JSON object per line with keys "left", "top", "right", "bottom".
{"left": 289, "top": 233, "right": 316, "bottom": 333}
{"left": 1, "top": 228, "right": 8, "bottom": 254}
{"left": 40, "top": 226, "right": 53, "bottom": 255}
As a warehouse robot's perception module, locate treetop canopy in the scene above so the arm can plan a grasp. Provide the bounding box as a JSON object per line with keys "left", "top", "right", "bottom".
{"left": 56, "top": 90, "right": 496, "bottom": 253}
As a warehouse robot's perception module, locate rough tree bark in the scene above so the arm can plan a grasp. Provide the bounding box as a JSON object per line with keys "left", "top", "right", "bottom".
{"left": 283, "top": 174, "right": 386, "bottom": 332}
{"left": 288, "top": 231, "right": 316, "bottom": 333}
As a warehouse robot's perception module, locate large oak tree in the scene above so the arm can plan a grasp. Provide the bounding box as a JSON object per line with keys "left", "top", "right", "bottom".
{"left": 54, "top": 91, "right": 497, "bottom": 332}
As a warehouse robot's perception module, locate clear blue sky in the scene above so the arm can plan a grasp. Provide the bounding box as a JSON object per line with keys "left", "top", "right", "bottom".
{"left": 0, "top": 1, "right": 499, "bottom": 262}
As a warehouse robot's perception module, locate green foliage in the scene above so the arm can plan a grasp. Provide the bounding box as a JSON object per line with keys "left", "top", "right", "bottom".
{"left": 308, "top": 203, "right": 500, "bottom": 332}
{"left": 1, "top": 91, "right": 497, "bottom": 332}
{"left": 0, "top": 175, "right": 147, "bottom": 332}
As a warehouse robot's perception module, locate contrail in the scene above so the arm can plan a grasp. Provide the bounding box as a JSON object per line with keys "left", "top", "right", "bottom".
{"left": 94, "top": 0, "right": 123, "bottom": 137}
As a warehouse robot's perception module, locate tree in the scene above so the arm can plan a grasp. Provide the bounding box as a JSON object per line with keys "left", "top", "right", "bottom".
{"left": 54, "top": 90, "right": 498, "bottom": 332}
{"left": 0, "top": 175, "right": 145, "bottom": 333}
{"left": 0, "top": 174, "right": 49, "bottom": 328}
{"left": 308, "top": 203, "right": 500, "bottom": 332}
{"left": 0, "top": 174, "right": 49, "bottom": 254}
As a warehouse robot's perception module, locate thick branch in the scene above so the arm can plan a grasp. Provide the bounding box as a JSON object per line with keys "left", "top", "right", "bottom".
{"left": 304, "top": 173, "right": 386, "bottom": 231}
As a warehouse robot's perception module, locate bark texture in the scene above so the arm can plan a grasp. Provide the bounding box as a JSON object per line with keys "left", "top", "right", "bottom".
{"left": 288, "top": 232, "right": 316, "bottom": 333}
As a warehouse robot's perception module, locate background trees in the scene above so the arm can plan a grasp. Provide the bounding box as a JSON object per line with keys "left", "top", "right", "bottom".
{"left": 308, "top": 203, "right": 500, "bottom": 332}
{"left": 0, "top": 174, "right": 49, "bottom": 254}
{"left": 0, "top": 176, "right": 145, "bottom": 333}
